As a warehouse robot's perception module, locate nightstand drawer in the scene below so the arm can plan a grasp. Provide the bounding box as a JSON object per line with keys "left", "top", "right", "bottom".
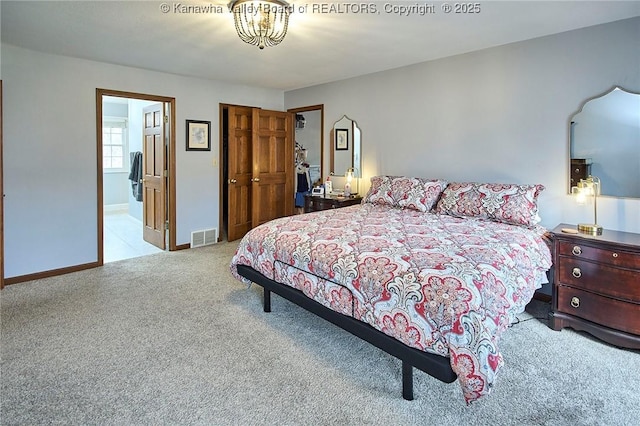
{"left": 557, "top": 286, "right": 640, "bottom": 336}
{"left": 558, "top": 258, "right": 640, "bottom": 301}
{"left": 558, "top": 241, "right": 640, "bottom": 269}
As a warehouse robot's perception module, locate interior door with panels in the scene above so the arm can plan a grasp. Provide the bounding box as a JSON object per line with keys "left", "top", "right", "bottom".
{"left": 227, "top": 106, "right": 253, "bottom": 242}
{"left": 251, "top": 109, "right": 294, "bottom": 228}
{"left": 142, "top": 103, "right": 166, "bottom": 250}
{"left": 225, "top": 106, "right": 294, "bottom": 241}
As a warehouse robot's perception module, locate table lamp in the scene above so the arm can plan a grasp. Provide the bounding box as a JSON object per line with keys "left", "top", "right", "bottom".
{"left": 344, "top": 167, "right": 359, "bottom": 197}
{"left": 571, "top": 175, "right": 603, "bottom": 235}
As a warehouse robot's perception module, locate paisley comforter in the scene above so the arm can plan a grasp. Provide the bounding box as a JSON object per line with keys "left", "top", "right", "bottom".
{"left": 230, "top": 203, "right": 552, "bottom": 403}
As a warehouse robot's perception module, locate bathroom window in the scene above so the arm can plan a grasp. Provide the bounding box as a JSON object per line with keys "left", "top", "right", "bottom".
{"left": 103, "top": 118, "right": 128, "bottom": 172}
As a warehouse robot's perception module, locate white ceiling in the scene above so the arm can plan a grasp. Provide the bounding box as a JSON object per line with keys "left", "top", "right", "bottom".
{"left": 2, "top": 1, "right": 639, "bottom": 91}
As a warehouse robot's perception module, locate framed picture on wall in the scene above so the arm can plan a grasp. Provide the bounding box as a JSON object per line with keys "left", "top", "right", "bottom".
{"left": 186, "top": 120, "right": 211, "bottom": 151}
{"left": 336, "top": 129, "right": 348, "bottom": 151}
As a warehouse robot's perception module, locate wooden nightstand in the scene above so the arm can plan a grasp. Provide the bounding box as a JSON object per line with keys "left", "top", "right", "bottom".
{"left": 304, "top": 194, "right": 362, "bottom": 213}
{"left": 549, "top": 224, "right": 640, "bottom": 349}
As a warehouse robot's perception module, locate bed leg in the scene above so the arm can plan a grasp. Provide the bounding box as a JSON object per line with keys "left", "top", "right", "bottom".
{"left": 263, "top": 288, "right": 271, "bottom": 313}
{"left": 402, "top": 361, "right": 414, "bottom": 401}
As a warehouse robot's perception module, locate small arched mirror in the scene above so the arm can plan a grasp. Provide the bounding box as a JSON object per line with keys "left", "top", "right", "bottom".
{"left": 570, "top": 86, "right": 640, "bottom": 198}
{"left": 330, "top": 115, "right": 361, "bottom": 178}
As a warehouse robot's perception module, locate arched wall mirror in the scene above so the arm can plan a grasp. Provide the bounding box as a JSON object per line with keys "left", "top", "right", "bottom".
{"left": 570, "top": 86, "right": 640, "bottom": 198}
{"left": 330, "top": 115, "right": 361, "bottom": 177}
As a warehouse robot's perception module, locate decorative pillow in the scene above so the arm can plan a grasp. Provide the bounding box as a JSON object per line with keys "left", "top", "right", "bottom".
{"left": 394, "top": 178, "right": 448, "bottom": 212}
{"left": 362, "top": 175, "right": 395, "bottom": 206}
{"left": 435, "top": 182, "right": 545, "bottom": 227}
{"left": 362, "top": 176, "right": 448, "bottom": 212}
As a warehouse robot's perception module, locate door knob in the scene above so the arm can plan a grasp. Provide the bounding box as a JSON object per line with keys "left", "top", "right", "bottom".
{"left": 251, "top": 177, "right": 260, "bottom": 182}
{"left": 228, "top": 179, "right": 237, "bottom": 184}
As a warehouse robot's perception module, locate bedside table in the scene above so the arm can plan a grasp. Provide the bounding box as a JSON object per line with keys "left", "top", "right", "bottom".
{"left": 549, "top": 224, "right": 640, "bottom": 349}
{"left": 304, "top": 194, "right": 362, "bottom": 213}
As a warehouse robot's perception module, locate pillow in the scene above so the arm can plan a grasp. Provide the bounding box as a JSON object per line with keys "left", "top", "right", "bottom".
{"left": 362, "top": 176, "right": 448, "bottom": 212}
{"left": 435, "top": 182, "right": 545, "bottom": 226}
{"left": 362, "top": 175, "right": 394, "bottom": 206}
{"left": 394, "top": 178, "right": 448, "bottom": 212}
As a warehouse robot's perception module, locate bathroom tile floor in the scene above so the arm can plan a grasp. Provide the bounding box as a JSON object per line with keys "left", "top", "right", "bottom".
{"left": 104, "top": 211, "right": 163, "bottom": 263}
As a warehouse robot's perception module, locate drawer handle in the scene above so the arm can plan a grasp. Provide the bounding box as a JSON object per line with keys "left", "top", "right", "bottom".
{"left": 572, "top": 246, "right": 582, "bottom": 256}
{"left": 572, "top": 267, "right": 582, "bottom": 278}
{"left": 612, "top": 253, "right": 618, "bottom": 258}
{"left": 570, "top": 297, "right": 580, "bottom": 308}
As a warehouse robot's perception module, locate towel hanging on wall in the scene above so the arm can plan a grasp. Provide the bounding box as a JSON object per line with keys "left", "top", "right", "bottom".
{"left": 128, "top": 151, "right": 143, "bottom": 202}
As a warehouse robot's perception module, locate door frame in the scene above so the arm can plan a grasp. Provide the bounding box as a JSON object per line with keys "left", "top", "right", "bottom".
{"left": 287, "top": 104, "right": 324, "bottom": 184}
{"left": 96, "top": 88, "right": 177, "bottom": 264}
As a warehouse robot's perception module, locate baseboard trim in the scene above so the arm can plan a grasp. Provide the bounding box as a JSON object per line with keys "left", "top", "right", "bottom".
{"left": 4, "top": 261, "right": 102, "bottom": 285}
{"left": 6, "top": 243, "right": 195, "bottom": 285}
{"left": 103, "top": 203, "right": 129, "bottom": 213}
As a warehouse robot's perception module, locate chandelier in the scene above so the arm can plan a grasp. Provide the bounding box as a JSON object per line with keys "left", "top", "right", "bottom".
{"left": 228, "top": 0, "right": 291, "bottom": 49}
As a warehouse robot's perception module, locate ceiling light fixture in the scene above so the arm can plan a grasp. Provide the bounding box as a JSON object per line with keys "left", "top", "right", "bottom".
{"left": 228, "top": 0, "right": 291, "bottom": 49}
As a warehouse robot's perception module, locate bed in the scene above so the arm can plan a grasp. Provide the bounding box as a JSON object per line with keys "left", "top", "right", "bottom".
{"left": 230, "top": 176, "right": 552, "bottom": 403}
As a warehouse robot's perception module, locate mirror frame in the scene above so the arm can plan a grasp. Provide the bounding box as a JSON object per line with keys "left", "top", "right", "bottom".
{"left": 568, "top": 85, "right": 640, "bottom": 198}
{"left": 330, "top": 115, "right": 361, "bottom": 177}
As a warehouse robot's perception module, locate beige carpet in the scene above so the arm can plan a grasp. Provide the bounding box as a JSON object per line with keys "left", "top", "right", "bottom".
{"left": 1, "top": 242, "right": 639, "bottom": 425}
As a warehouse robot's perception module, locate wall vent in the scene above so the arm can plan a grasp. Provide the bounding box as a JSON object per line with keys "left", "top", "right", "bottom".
{"left": 191, "top": 228, "right": 218, "bottom": 248}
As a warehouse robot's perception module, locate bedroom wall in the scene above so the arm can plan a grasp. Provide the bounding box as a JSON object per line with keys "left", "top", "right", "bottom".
{"left": 285, "top": 17, "right": 640, "bottom": 234}
{"left": 2, "top": 43, "right": 284, "bottom": 278}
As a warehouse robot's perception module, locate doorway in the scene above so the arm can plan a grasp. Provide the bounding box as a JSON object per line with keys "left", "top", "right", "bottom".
{"left": 102, "top": 96, "right": 163, "bottom": 262}
{"left": 288, "top": 105, "right": 324, "bottom": 213}
{"left": 96, "top": 89, "right": 177, "bottom": 265}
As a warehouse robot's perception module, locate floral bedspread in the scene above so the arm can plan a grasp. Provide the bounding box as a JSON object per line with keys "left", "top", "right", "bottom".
{"left": 230, "top": 203, "right": 552, "bottom": 403}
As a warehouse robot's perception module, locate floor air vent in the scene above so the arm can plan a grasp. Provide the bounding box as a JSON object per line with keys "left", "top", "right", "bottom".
{"left": 191, "top": 228, "right": 218, "bottom": 248}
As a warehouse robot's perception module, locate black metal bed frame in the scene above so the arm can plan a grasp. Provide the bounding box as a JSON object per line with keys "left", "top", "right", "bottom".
{"left": 236, "top": 265, "right": 457, "bottom": 400}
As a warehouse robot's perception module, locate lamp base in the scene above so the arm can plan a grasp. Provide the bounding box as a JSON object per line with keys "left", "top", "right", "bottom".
{"left": 577, "top": 223, "right": 603, "bottom": 235}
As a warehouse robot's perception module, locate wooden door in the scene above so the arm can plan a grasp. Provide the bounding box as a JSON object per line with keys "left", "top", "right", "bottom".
{"left": 227, "top": 106, "right": 253, "bottom": 241}
{"left": 142, "top": 103, "right": 166, "bottom": 249}
{"left": 251, "top": 109, "right": 294, "bottom": 227}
